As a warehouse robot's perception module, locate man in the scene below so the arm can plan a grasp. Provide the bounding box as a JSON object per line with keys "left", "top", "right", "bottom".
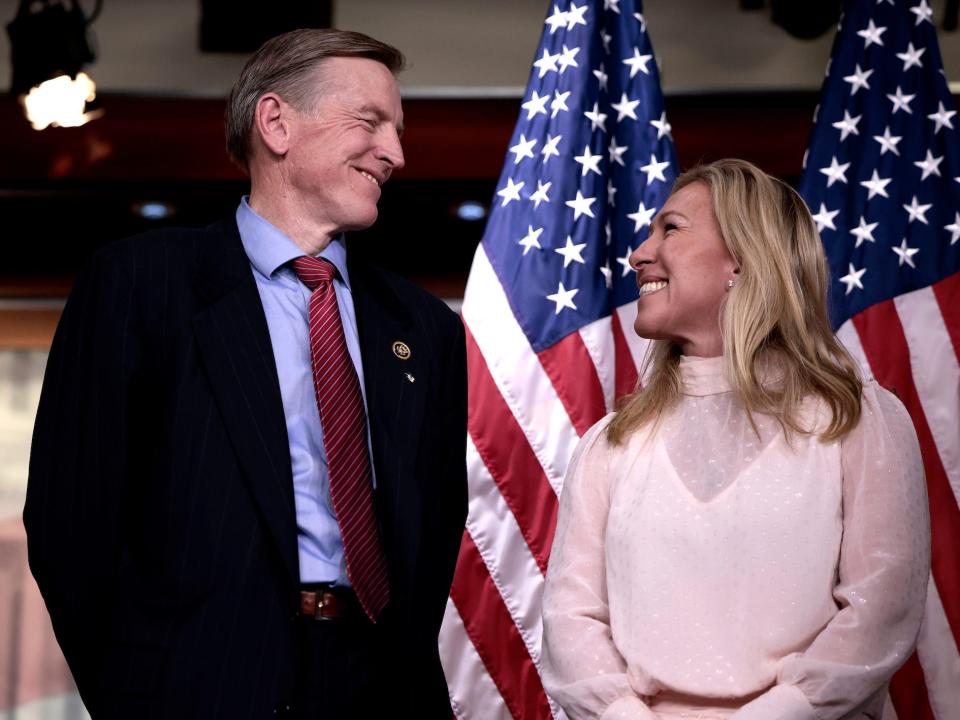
{"left": 25, "top": 29, "right": 467, "bottom": 718}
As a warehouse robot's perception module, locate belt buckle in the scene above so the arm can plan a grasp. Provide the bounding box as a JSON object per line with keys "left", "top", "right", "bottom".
{"left": 315, "top": 591, "right": 334, "bottom": 621}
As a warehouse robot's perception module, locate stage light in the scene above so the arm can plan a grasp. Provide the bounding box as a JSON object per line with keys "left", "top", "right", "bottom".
{"left": 6, "top": 0, "right": 103, "bottom": 130}
{"left": 132, "top": 202, "right": 176, "bottom": 220}
{"left": 455, "top": 201, "right": 487, "bottom": 222}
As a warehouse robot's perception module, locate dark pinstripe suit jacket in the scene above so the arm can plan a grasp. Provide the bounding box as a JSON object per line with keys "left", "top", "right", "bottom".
{"left": 24, "top": 217, "right": 468, "bottom": 718}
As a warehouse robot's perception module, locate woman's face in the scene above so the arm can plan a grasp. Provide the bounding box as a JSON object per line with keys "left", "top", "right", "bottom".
{"left": 628, "top": 181, "right": 739, "bottom": 357}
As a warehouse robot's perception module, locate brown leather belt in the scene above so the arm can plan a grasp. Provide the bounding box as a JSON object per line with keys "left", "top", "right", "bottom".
{"left": 298, "top": 586, "right": 366, "bottom": 621}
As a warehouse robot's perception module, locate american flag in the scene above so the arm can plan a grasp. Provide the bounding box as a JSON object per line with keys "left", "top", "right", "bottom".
{"left": 438, "top": 1, "right": 676, "bottom": 717}
{"left": 798, "top": 1, "right": 960, "bottom": 718}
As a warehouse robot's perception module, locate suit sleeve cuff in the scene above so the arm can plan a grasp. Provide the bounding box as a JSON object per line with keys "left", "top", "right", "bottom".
{"left": 600, "top": 695, "right": 658, "bottom": 720}
{"left": 731, "top": 684, "right": 816, "bottom": 720}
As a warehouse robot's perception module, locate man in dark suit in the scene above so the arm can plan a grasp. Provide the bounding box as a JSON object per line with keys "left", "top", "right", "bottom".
{"left": 25, "top": 29, "right": 467, "bottom": 719}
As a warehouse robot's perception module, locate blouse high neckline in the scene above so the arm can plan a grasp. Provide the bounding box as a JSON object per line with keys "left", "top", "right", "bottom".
{"left": 679, "top": 354, "right": 730, "bottom": 397}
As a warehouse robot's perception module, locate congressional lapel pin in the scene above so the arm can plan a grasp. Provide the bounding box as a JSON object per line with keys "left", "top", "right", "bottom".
{"left": 392, "top": 340, "right": 411, "bottom": 360}
{"left": 404, "top": 372, "right": 415, "bottom": 383}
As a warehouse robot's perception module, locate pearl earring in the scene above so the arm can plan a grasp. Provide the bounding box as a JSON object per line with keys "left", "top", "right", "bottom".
{"left": 725, "top": 279, "right": 735, "bottom": 290}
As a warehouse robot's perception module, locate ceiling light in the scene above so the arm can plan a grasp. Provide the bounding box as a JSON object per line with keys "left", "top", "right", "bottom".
{"left": 6, "top": 0, "right": 104, "bottom": 130}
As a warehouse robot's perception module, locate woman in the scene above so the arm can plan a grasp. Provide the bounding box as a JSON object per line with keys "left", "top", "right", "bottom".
{"left": 541, "top": 159, "right": 930, "bottom": 720}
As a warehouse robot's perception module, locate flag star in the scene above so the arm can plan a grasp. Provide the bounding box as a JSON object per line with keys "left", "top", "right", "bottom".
{"left": 627, "top": 202, "right": 656, "bottom": 232}
{"left": 873, "top": 126, "right": 902, "bottom": 156}
{"left": 530, "top": 180, "right": 552, "bottom": 208}
{"left": 521, "top": 90, "right": 549, "bottom": 120}
{"left": 603, "top": 0, "right": 621, "bottom": 13}
{"left": 839, "top": 263, "right": 867, "bottom": 295}
{"left": 574, "top": 144, "right": 603, "bottom": 176}
{"left": 903, "top": 195, "right": 932, "bottom": 224}
{"left": 566, "top": 1, "right": 588, "bottom": 29}
{"left": 584, "top": 102, "right": 608, "bottom": 132}
{"left": 892, "top": 238, "right": 920, "bottom": 268}
{"left": 857, "top": 19, "right": 886, "bottom": 47}
{"left": 896, "top": 42, "right": 925, "bottom": 71}
{"left": 533, "top": 49, "right": 559, "bottom": 78}
{"left": 605, "top": 221, "right": 613, "bottom": 245}
{"left": 888, "top": 86, "right": 915, "bottom": 115}
{"left": 566, "top": 190, "right": 596, "bottom": 220}
{"left": 608, "top": 137, "right": 628, "bottom": 166}
{"left": 544, "top": 5, "right": 568, "bottom": 34}
{"left": 518, "top": 225, "right": 544, "bottom": 255}
{"left": 832, "top": 110, "right": 862, "bottom": 141}
{"left": 497, "top": 177, "right": 524, "bottom": 207}
{"left": 914, "top": 149, "right": 944, "bottom": 180}
{"left": 640, "top": 153, "right": 670, "bottom": 184}
{"left": 812, "top": 202, "right": 839, "bottom": 231}
{"left": 633, "top": 12, "right": 646, "bottom": 32}
{"left": 557, "top": 44, "right": 581, "bottom": 74}
{"left": 593, "top": 63, "right": 609, "bottom": 91}
{"left": 509, "top": 134, "right": 537, "bottom": 164}
{"left": 606, "top": 180, "right": 617, "bottom": 206}
{"left": 910, "top": 0, "right": 933, "bottom": 25}
{"left": 600, "top": 263, "right": 613, "bottom": 288}
{"left": 928, "top": 101, "right": 957, "bottom": 133}
{"left": 541, "top": 133, "right": 562, "bottom": 164}
{"left": 550, "top": 89, "right": 571, "bottom": 118}
{"left": 860, "top": 169, "right": 892, "bottom": 199}
{"left": 650, "top": 111, "right": 672, "bottom": 140}
{"left": 611, "top": 92, "right": 641, "bottom": 122}
{"left": 616, "top": 246, "right": 634, "bottom": 276}
{"left": 623, "top": 47, "right": 653, "bottom": 78}
{"left": 600, "top": 28, "right": 612, "bottom": 53}
{"left": 877, "top": 0, "right": 895, "bottom": 5}
{"left": 850, "top": 216, "right": 878, "bottom": 248}
{"left": 843, "top": 64, "right": 873, "bottom": 95}
{"left": 945, "top": 212, "right": 960, "bottom": 244}
{"left": 555, "top": 235, "right": 588, "bottom": 267}
{"left": 546, "top": 282, "right": 579, "bottom": 314}
{"left": 819, "top": 156, "right": 850, "bottom": 187}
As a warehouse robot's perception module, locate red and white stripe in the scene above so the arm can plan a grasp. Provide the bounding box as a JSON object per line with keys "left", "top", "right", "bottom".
{"left": 441, "top": 244, "right": 641, "bottom": 719}
{"left": 837, "top": 271, "right": 960, "bottom": 720}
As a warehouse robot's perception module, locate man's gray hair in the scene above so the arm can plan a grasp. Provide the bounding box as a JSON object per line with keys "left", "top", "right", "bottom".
{"left": 224, "top": 28, "right": 405, "bottom": 171}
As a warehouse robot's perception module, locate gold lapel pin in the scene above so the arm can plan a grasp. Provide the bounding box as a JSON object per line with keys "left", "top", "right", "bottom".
{"left": 392, "top": 340, "right": 411, "bottom": 360}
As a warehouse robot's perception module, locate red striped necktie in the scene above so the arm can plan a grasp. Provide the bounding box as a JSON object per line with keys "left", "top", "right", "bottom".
{"left": 292, "top": 255, "right": 389, "bottom": 622}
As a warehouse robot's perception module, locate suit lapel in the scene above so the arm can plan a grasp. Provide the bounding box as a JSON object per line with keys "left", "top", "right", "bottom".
{"left": 192, "top": 219, "right": 299, "bottom": 584}
{"left": 348, "top": 253, "right": 427, "bottom": 586}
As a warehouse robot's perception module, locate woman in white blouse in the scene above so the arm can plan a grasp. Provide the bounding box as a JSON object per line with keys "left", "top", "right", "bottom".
{"left": 541, "top": 159, "right": 930, "bottom": 720}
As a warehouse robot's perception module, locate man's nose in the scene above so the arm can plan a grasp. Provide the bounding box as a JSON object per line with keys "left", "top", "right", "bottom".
{"left": 379, "top": 130, "right": 405, "bottom": 171}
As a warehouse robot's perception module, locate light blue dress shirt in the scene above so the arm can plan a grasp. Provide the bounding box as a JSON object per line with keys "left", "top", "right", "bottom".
{"left": 236, "top": 197, "right": 374, "bottom": 586}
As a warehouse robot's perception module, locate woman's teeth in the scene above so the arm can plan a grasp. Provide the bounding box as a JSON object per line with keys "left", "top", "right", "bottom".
{"left": 639, "top": 280, "right": 667, "bottom": 296}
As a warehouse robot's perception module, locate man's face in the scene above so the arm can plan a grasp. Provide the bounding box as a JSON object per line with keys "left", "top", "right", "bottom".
{"left": 282, "top": 57, "right": 405, "bottom": 235}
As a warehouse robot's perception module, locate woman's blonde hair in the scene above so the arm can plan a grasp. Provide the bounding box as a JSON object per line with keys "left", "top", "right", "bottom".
{"left": 606, "top": 158, "right": 862, "bottom": 445}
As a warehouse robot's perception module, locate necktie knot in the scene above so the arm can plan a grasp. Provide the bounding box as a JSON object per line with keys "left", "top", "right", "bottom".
{"left": 292, "top": 256, "right": 336, "bottom": 290}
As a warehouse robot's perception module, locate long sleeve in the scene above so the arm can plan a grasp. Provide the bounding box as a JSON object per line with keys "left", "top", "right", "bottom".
{"left": 541, "top": 417, "right": 657, "bottom": 720}
{"left": 24, "top": 247, "right": 140, "bottom": 714}
{"left": 732, "top": 382, "right": 931, "bottom": 720}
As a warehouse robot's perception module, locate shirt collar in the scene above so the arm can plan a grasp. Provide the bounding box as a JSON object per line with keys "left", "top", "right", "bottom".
{"left": 235, "top": 196, "right": 351, "bottom": 288}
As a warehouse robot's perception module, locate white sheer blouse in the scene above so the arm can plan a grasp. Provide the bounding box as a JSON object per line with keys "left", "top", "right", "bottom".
{"left": 541, "top": 355, "right": 930, "bottom": 720}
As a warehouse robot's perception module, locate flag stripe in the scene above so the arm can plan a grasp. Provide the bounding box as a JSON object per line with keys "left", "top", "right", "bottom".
{"left": 537, "top": 332, "right": 607, "bottom": 436}
{"left": 466, "top": 436, "right": 546, "bottom": 661}
{"left": 578, "top": 315, "right": 616, "bottom": 412}
{"left": 852, "top": 303, "right": 960, "bottom": 650}
{"left": 917, "top": 574, "right": 960, "bottom": 720}
{"left": 615, "top": 302, "right": 650, "bottom": 371}
{"left": 467, "top": 326, "right": 559, "bottom": 573}
{"left": 932, "top": 272, "right": 960, "bottom": 362}
{"left": 440, "top": 599, "right": 514, "bottom": 720}
{"left": 612, "top": 307, "right": 640, "bottom": 399}
{"left": 889, "top": 651, "right": 936, "bottom": 720}
{"left": 894, "top": 286, "right": 960, "bottom": 504}
{"left": 463, "top": 245, "right": 579, "bottom": 491}
{"left": 449, "top": 532, "right": 552, "bottom": 720}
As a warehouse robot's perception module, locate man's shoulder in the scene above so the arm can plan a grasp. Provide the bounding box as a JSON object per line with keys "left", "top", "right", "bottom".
{"left": 354, "top": 261, "right": 459, "bottom": 328}
{"left": 93, "top": 221, "right": 230, "bottom": 274}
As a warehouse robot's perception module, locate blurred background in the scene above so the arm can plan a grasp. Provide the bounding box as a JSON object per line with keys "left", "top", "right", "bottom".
{"left": 0, "top": 1, "right": 957, "bottom": 717}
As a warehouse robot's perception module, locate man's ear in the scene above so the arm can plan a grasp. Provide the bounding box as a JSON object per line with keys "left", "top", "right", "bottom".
{"left": 253, "top": 92, "right": 291, "bottom": 158}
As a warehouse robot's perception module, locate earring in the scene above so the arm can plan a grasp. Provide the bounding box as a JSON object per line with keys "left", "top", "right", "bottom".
{"left": 725, "top": 279, "right": 735, "bottom": 290}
